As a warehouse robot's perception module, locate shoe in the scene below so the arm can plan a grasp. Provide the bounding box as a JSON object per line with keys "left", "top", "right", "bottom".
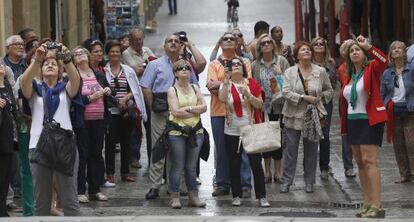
{"left": 241, "top": 189, "right": 251, "bottom": 198}
{"left": 264, "top": 177, "right": 272, "bottom": 183}
{"left": 89, "top": 192, "right": 108, "bottom": 201}
{"left": 361, "top": 206, "right": 385, "bottom": 218}
{"left": 78, "top": 194, "right": 89, "bottom": 203}
{"left": 305, "top": 184, "right": 314, "bottom": 193}
{"left": 355, "top": 203, "right": 371, "bottom": 218}
{"left": 145, "top": 188, "right": 159, "bottom": 200}
{"left": 101, "top": 181, "right": 116, "bottom": 188}
{"left": 274, "top": 176, "right": 283, "bottom": 184}
{"left": 106, "top": 175, "right": 115, "bottom": 183}
{"left": 232, "top": 197, "right": 241, "bottom": 206}
{"left": 50, "top": 207, "right": 63, "bottom": 216}
{"left": 168, "top": 12, "right": 173, "bottom": 15}
{"left": 394, "top": 176, "right": 411, "bottom": 184}
{"left": 280, "top": 184, "right": 290, "bottom": 193}
{"left": 345, "top": 169, "right": 356, "bottom": 178}
{"left": 131, "top": 160, "right": 142, "bottom": 169}
{"left": 212, "top": 187, "right": 230, "bottom": 196}
{"left": 121, "top": 175, "right": 135, "bottom": 182}
{"left": 196, "top": 177, "right": 202, "bottom": 185}
{"left": 259, "top": 198, "right": 270, "bottom": 208}
{"left": 328, "top": 166, "right": 334, "bottom": 175}
{"left": 161, "top": 178, "right": 166, "bottom": 185}
{"left": 115, "top": 144, "right": 121, "bottom": 153}
{"left": 6, "top": 203, "right": 22, "bottom": 212}
{"left": 188, "top": 191, "right": 206, "bottom": 208}
{"left": 320, "top": 170, "right": 329, "bottom": 180}
{"left": 169, "top": 192, "right": 181, "bottom": 209}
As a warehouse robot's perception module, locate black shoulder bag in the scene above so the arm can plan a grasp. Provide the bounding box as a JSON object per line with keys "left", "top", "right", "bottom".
{"left": 30, "top": 86, "right": 77, "bottom": 176}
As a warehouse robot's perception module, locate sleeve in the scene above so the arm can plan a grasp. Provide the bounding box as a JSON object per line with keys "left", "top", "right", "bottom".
{"left": 368, "top": 47, "right": 388, "bottom": 79}
{"left": 140, "top": 61, "right": 157, "bottom": 89}
{"left": 207, "top": 62, "right": 219, "bottom": 82}
{"left": 380, "top": 70, "right": 389, "bottom": 102}
{"left": 282, "top": 68, "right": 301, "bottom": 105}
{"left": 320, "top": 70, "right": 334, "bottom": 104}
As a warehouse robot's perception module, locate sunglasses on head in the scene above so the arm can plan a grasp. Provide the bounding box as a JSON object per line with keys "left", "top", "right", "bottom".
{"left": 89, "top": 40, "right": 102, "bottom": 46}
{"left": 175, "top": 65, "right": 191, "bottom": 72}
{"left": 260, "top": 40, "right": 272, "bottom": 46}
{"left": 222, "top": 37, "right": 235, "bottom": 42}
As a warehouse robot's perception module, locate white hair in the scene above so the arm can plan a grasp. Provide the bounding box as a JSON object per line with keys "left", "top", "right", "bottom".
{"left": 5, "top": 35, "right": 23, "bottom": 47}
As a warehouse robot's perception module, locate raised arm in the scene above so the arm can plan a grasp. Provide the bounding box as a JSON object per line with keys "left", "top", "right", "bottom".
{"left": 21, "top": 45, "right": 46, "bottom": 99}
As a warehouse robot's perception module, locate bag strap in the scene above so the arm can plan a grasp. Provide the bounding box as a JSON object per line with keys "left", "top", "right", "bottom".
{"left": 41, "top": 85, "right": 51, "bottom": 122}
{"left": 298, "top": 69, "right": 309, "bottom": 95}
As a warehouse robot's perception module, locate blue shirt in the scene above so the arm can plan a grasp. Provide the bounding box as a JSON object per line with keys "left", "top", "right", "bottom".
{"left": 3, "top": 55, "right": 26, "bottom": 80}
{"left": 381, "top": 64, "right": 414, "bottom": 111}
{"left": 140, "top": 55, "right": 198, "bottom": 93}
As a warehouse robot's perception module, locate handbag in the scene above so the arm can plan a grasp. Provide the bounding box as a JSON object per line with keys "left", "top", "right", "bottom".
{"left": 240, "top": 113, "right": 281, "bottom": 154}
{"left": 152, "top": 92, "right": 169, "bottom": 113}
{"left": 29, "top": 86, "right": 77, "bottom": 176}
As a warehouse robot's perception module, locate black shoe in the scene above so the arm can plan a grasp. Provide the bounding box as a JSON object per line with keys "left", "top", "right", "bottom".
{"left": 211, "top": 187, "right": 230, "bottom": 196}
{"left": 168, "top": 12, "right": 173, "bottom": 15}
{"left": 305, "top": 184, "right": 314, "bottom": 193}
{"left": 145, "top": 188, "right": 159, "bottom": 200}
{"left": 280, "top": 184, "right": 290, "bottom": 193}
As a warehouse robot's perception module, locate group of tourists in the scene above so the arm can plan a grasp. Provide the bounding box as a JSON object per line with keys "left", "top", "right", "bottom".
{"left": 1, "top": 18, "right": 413, "bottom": 219}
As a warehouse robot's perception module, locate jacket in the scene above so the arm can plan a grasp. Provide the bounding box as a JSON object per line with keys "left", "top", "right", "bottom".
{"left": 381, "top": 64, "right": 414, "bottom": 111}
{"left": 339, "top": 47, "right": 388, "bottom": 134}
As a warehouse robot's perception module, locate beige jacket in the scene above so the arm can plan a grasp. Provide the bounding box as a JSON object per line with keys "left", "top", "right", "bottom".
{"left": 282, "top": 64, "right": 333, "bottom": 130}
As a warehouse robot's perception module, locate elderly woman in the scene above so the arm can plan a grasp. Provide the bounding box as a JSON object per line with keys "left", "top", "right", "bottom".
{"left": 252, "top": 34, "right": 289, "bottom": 184}
{"left": 0, "top": 63, "right": 17, "bottom": 217}
{"left": 104, "top": 40, "right": 147, "bottom": 183}
{"left": 339, "top": 36, "right": 388, "bottom": 218}
{"left": 72, "top": 46, "right": 112, "bottom": 202}
{"left": 20, "top": 43, "right": 80, "bottom": 216}
{"left": 381, "top": 41, "right": 414, "bottom": 184}
{"left": 310, "top": 37, "right": 337, "bottom": 180}
{"left": 281, "top": 41, "right": 333, "bottom": 194}
{"left": 218, "top": 57, "right": 270, "bottom": 208}
{"left": 166, "top": 59, "right": 207, "bottom": 209}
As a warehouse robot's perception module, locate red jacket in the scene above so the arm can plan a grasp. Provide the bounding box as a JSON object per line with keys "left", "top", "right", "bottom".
{"left": 339, "top": 47, "right": 388, "bottom": 134}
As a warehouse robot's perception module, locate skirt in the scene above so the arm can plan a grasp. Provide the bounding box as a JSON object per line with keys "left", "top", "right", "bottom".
{"left": 347, "top": 119, "right": 384, "bottom": 146}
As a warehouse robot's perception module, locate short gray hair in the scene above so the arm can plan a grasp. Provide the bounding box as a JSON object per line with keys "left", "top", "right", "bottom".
{"left": 5, "top": 35, "right": 23, "bottom": 47}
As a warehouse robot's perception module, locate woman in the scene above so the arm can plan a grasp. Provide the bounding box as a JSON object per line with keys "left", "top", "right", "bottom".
{"left": 339, "top": 36, "right": 388, "bottom": 218}
{"left": 218, "top": 57, "right": 270, "bottom": 208}
{"left": 252, "top": 34, "right": 289, "bottom": 184}
{"left": 381, "top": 41, "right": 414, "bottom": 184}
{"left": 82, "top": 39, "right": 105, "bottom": 74}
{"left": 0, "top": 63, "right": 17, "bottom": 217}
{"left": 20, "top": 43, "right": 80, "bottom": 216}
{"left": 166, "top": 59, "right": 207, "bottom": 209}
{"left": 311, "top": 37, "right": 337, "bottom": 180}
{"left": 270, "top": 26, "right": 295, "bottom": 66}
{"left": 281, "top": 41, "right": 333, "bottom": 194}
{"left": 104, "top": 40, "right": 147, "bottom": 183}
{"left": 72, "top": 46, "right": 111, "bottom": 202}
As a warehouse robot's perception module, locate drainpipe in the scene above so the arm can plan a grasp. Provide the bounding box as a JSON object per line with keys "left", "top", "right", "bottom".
{"left": 328, "top": 0, "right": 336, "bottom": 58}
{"left": 295, "top": 0, "right": 304, "bottom": 42}
{"left": 309, "top": 0, "right": 316, "bottom": 39}
{"left": 304, "top": 0, "right": 310, "bottom": 41}
{"left": 319, "top": 0, "right": 325, "bottom": 37}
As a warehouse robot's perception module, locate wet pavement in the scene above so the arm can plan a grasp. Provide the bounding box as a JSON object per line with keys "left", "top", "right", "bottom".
{"left": 5, "top": 0, "right": 414, "bottom": 220}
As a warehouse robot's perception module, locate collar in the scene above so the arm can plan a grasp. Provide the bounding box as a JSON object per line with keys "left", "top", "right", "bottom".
{"left": 126, "top": 46, "right": 143, "bottom": 56}
{"left": 260, "top": 56, "right": 278, "bottom": 65}
{"left": 3, "top": 55, "right": 25, "bottom": 67}
{"left": 390, "top": 64, "right": 410, "bottom": 75}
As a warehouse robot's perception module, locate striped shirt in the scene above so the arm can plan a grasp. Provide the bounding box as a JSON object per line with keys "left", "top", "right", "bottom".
{"left": 81, "top": 76, "right": 104, "bottom": 120}
{"left": 109, "top": 70, "right": 130, "bottom": 114}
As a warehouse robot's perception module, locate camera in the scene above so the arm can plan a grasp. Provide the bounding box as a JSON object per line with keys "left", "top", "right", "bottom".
{"left": 176, "top": 31, "right": 188, "bottom": 42}
{"left": 46, "top": 42, "right": 60, "bottom": 50}
{"left": 224, "top": 59, "right": 232, "bottom": 72}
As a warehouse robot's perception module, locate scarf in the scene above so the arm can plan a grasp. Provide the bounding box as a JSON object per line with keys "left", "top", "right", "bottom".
{"left": 33, "top": 80, "right": 67, "bottom": 121}
{"left": 302, "top": 104, "right": 324, "bottom": 142}
{"left": 350, "top": 69, "right": 364, "bottom": 110}
{"left": 386, "top": 100, "right": 394, "bottom": 143}
{"left": 231, "top": 84, "right": 243, "bottom": 117}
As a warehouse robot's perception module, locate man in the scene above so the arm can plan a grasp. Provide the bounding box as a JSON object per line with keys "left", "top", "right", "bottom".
{"left": 3, "top": 35, "right": 26, "bottom": 80}
{"left": 206, "top": 32, "right": 252, "bottom": 197}
{"left": 122, "top": 28, "right": 156, "bottom": 169}
{"left": 247, "top": 21, "right": 270, "bottom": 60}
{"left": 141, "top": 34, "right": 198, "bottom": 200}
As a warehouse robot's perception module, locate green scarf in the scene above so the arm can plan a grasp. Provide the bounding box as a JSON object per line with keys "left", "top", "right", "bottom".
{"left": 350, "top": 69, "right": 364, "bottom": 110}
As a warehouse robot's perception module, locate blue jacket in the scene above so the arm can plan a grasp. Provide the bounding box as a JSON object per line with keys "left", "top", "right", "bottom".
{"left": 380, "top": 64, "right": 414, "bottom": 111}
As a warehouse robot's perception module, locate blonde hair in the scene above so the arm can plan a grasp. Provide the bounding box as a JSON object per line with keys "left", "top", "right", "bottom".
{"left": 310, "top": 37, "right": 331, "bottom": 63}
{"left": 388, "top": 41, "right": 407, "bottom": 67}
{"left": 342, "top": 40, "right": 369, "bottom": 76}
{"left": 255, "top": 34, "right": 277, "bottom": 62}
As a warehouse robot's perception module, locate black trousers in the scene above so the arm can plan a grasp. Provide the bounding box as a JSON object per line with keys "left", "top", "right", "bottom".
{"left": 168, "top": 0, "right": 177, "bottom": 13}
{"left": 105, "top": 115, "right": 133, "bottom": 175}
{"left": 144, "top": 109, "right": 152, "bottom": 167}
{"left": 0, "top": 153, "right": 13, "bottom": 217}
{"left": 224, "top": 134, "right": 266, "bottom": 199}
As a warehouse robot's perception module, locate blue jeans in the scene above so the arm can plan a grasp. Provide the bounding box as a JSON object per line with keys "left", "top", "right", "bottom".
{"left": 130, "top": 127, "right": 142, "bottom": 162}
{"left": 211, "top": 116, "right": 230, "bottom": 188}
{"left": 240, "top": 152, "right": 252, "bottom": 189}
{"left": 168, "top": 134, "right": 203, "bottom": 192}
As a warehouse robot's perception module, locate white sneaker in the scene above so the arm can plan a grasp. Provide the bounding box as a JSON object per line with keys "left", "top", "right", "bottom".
{"left": 78, "top": 194, "right": 89, "bottom": 203}
{"left": 232, "top": 197, "right": 241, "bottom": 206}
{"left": 101, "top": 181, "right": 116, "bottom": 188}
{"left": 259, "top": 198, "right": 270, "bottom": 207}
{"left": 161, "top": 178, "right": 166, "bottom": 185}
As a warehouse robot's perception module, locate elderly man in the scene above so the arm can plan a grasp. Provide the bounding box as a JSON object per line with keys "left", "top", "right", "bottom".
{"left": 141, "top": 33, "right": 199, "bottom": 200}
{"left": 122, "top": 28, "right": 156, "bottom": 169}
{"left": 206, "top": 32, "right": 253, "bottom": 198}
{"left": 3, "top": 35, "right": 26, "bottom": 80}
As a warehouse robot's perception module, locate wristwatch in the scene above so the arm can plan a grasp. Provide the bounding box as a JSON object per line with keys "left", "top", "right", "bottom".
{"left": 300, "top": 94, "right": 305, "bottom": 101}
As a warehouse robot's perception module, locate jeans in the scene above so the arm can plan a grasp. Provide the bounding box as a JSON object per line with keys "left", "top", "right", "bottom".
{"left": 168, "top": 134, "right": 203, "bottom": 192}
{"left": 18, "top": 132, "right": 34, "bottom": 216}
{"left": 211, "top": 116, "right": 230, "bottom": 188}
{"left": 130, "top": 127, "right": 142, "bottom": 162}
{"left": 0, "top": 153, "right": 13, "bottom": 217}
{"left": 320, "top": 101, "right": 333, "bottom": 171}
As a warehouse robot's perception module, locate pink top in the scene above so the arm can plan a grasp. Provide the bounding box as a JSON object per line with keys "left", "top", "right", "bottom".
{"left": 82, "top": 76, "right": 105, "bottom": 120}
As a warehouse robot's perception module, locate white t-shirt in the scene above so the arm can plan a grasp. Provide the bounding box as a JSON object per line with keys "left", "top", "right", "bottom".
{"left": 392, "top": 75, "right": 406, "bottom": 103}
{"left": 29, "top": 90, "right": 72, "bottom": 149}
{"left": 343, "top": 76, "right": 367, "bottom": 114}
{"left": 221, "top": 82, "right": 250, "bottom": 136}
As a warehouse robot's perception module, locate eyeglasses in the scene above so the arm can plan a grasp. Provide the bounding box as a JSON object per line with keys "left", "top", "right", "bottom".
{"left": 73, "top": 50, "right": 87, "bottom": 57}
{"left": 167, "top": 39, "right": 180, "bottom": 44}
{"left": 232, "top": 61, "right": 242, "bottom": 67}
{"left": 175, "top": 65, "right": 191, "bottom": 72}
{"left": 222, "top": 37, "right": 236, "bottom": 42}
{"left": 260, "top": 40, "right": 272, "bottom": 46}
{"left": 234, "top": 33, "right": 243, "bottom": 38}
{"left": 8, "top": 42, "right": 24, "bottom": 48}
{"left": 313, "top": 42, "right": 324, "bottom": 47}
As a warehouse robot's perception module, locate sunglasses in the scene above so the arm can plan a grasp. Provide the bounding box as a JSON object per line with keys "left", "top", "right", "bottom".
{"left": 222, "top": 37, "right": 236, "bottom": 42}
{"left": 73, "top": 50, "right": 87, "bottom": 57}
{"left": 313, "top": 42, "right": 324, "bottom": 47}
{"left": 175, "top": 65, "right": 191, "bottom": 72}
{"left": 234, "top": 33, "right": 243, "bottom": 38}
{"left": 232, "top": 61, "right": 242, "bottom": 67}
{"left": 394, "top": 76, "right": 399, "bottom": 88}
{"left": 260, "top": 40, "right": 272, "bottom": 46}
{"left": 167, "top": 39, "right": 180, "bottom": 44}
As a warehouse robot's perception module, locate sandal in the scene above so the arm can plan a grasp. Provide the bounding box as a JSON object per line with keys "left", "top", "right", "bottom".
{"left": 394, "top": 176, "right": 411, "bottom": 184}
{"left": 264, "top": 177, "right": 272, "bottom": 183}
{"left": 355, "top": 204, "right": 370, "bottom": 218}
{"left": 274, "top": 176, "right": 283, "bottom": 184}
{"left": 361, "top": 206, "right": 385, "bottom": 218}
